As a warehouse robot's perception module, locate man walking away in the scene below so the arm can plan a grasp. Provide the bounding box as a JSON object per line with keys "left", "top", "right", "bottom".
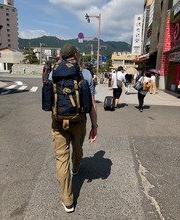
{"left": 51, "top": 44, "right": 98, "bottom": 213}
{"left": 125, "top": 73, "right": 133, "bottom": 95}
{"left": 111, "top": 66, "right": 125, "bottom": 108}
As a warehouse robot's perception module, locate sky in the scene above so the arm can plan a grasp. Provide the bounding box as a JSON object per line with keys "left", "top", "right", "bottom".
{"left": 1, "top": 0, "right": 143, "bottom": 43}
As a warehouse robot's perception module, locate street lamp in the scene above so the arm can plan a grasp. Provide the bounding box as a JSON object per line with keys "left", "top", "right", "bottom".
{"left": 85, "top": 13, "right": 101, "bottom": 75}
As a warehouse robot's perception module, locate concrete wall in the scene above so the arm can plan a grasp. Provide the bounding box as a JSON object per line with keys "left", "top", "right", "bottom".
{"left": 12, "top": 64, "right": 43, "bottom": 75}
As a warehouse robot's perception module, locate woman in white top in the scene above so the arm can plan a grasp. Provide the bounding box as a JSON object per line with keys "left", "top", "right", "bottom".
{"left": 137, "top": 71, "right": 151, "bottom": 112}
{"left": 150, "top": 74, "right": 157, "bottom": 94}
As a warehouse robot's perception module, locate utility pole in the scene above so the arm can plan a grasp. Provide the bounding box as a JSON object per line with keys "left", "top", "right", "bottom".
{"left": 85, "top": 13, "right": 101, "bottom": 75}
{"left": 97, "top": 13, "right": 101, "bottom": 76}
{"left": 91, "top": 44, "right": 94, "bottom": 62}
{"left": 40, "top": 43, "right": 42, "bottom": 65}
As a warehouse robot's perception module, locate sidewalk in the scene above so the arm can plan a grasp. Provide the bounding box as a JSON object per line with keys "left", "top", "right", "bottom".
{"left": 95, "top": 84, "right": 180, "bottom": 107}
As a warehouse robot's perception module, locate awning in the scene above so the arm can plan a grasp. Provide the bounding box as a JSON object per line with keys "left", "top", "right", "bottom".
{"left": 134, "top": 53, "right": 149, "bottom": 62}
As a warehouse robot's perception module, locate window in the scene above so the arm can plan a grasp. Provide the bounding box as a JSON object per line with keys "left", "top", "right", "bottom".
{"left": 6, "top": 18, "right": 9, "bottom": 21}
{"left": 7, "top": 23, "right": 10, "bottom": 27}
{"left": 6, "top": 13, "right": 9, "bottom": 16}
{"left": 6, "top": 8, "right": 9, "bottom": 11}
{"left": 8, "top": 34, "right": 10, "bottom": 37}
{"left": 8, "top": 39, "right": 11, "bottom": 42}
{"left": 0, "top": 6, "right": 3, "bottom": 9}
{"left": 12, "top": 9, "right": 16, "bottom": 12}
{"left": 7, "top": 29, "right": 10, "bottom": 32}
{"left": 125, "top": 60, "right": 133, "bottom": 65}
{"left": 8, "top": 44, "right": 11, "bottom": 47}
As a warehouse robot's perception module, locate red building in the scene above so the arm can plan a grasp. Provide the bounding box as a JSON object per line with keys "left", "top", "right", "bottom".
{"left": 160, "top": 1, "right": 180, "bottom": 93}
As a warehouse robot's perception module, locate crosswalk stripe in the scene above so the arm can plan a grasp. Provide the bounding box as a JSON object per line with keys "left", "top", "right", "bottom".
{"left": 30, "top": 87, "right": 38, "bottom": 92}
{"left": 6, "top": 84, "right": 17, "bottom": 89}
{"left": 17, "top": 86, "right": 28, "bottom": 91}
{"left": 15, "top": 81, "right": 23, "bottom": 86}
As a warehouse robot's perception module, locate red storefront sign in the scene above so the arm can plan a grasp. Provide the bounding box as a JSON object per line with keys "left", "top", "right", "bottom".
{"left": 172, "top": 21, "right": 180, "bottom": 48}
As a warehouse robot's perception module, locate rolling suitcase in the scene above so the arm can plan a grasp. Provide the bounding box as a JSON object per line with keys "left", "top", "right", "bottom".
{"left": 104, "top": 96, "right": 114, "bottom": 111}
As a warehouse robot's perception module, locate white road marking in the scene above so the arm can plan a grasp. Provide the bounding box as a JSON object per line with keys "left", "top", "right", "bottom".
{"left": 17, "top": 85, "right": 28, "bottom": 91}
{"left": 30, "top": 87, "right": 38, "bottom": 92}
{"left": 6, "top": 84, "right": 17, "bottom": 89}
{"left": 15, "top": 81, "right": 23, "bottom": 86}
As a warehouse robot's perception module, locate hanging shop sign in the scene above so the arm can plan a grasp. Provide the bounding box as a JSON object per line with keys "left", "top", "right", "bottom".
{"left": 169, "top": 51, "right": 180, "bottom": 62}
{"left": 171, "top": 1, "right": 180, "bottom": 22}
{"left": 172, "top": 21, "right": 180, "bottom": 48}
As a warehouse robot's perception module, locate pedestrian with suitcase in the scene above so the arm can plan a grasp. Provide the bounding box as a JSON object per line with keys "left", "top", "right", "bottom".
{"left": 104, "top": 96, "right": 115, "bottom": 111}
{"left": 111, "top": 66, "right": 125, "bottom": 108}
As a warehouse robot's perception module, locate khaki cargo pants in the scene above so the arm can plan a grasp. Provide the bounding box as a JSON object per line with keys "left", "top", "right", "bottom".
{"left": 52, "top": 116, "right": 86, "bottom": 206}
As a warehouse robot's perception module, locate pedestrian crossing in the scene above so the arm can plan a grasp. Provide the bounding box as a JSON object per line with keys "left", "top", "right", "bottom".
{"left": 0, "top": 82, "right": 39, "bottom": 95}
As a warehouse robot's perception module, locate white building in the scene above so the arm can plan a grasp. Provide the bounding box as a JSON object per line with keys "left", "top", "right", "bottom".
{"left": 131, "top": 14, "right": 143, "bottom": 55}
{"left": 0, "top": 0, "right": 18, "bottom": 50}
{"left": 0, "top": 48, "right": 24, "bottom": 72}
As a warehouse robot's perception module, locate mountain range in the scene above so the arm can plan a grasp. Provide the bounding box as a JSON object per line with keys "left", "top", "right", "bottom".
{"left": 19, "top": 36, "right": 131, "bottom": 56}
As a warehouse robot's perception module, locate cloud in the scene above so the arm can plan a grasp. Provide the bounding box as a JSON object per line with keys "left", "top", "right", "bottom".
{"left": 48, "top": 0, "right": 143, "bottom": 42}
{"left": 49, "top": 0, "right": 103, "bottom": 10}
{"left": 19, "top": 29, "right": 50, "bottom": 39}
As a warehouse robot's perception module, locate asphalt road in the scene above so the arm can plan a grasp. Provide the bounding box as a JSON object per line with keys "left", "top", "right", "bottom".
{"left": 0, "top": 77, "right": 180, "bottom": 220}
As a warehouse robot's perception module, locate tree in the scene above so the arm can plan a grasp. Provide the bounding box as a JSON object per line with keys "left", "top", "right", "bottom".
{"left": 23, "top": 48, "right": 39, "bottom": 64}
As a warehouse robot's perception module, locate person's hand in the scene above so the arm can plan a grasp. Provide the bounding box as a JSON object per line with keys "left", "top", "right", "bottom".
{"left": 89, "top": 127, "right": 97, "bottom": 143}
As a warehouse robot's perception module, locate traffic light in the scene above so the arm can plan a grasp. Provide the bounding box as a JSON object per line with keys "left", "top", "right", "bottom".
{"left": 85, "top": 13, "right": 90, "bottom": 23}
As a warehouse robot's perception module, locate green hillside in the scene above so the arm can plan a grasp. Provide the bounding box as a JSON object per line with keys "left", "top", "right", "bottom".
{"left": 19, "top": 36, "right": 131, "bottom": 56}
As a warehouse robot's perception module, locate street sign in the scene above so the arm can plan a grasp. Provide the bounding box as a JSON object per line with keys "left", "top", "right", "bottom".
{"left": 78, "top": 32, "right": 84, "bottom": 43}
{"left": 102, "top": 55, "right": 107, "bottom": 62}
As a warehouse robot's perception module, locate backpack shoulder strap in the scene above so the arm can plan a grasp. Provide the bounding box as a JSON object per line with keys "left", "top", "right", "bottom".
{"left": 52, "top": 83, "right": 57, "bottom": 116}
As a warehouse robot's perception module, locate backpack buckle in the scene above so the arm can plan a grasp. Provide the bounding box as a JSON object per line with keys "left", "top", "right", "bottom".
{"left": 63, "top": 88, "right": 71, "bottom": 94}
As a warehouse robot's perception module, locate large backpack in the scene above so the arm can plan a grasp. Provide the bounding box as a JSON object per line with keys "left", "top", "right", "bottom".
{"left": 52, "top": 60, "right": 92, "bottom": 129}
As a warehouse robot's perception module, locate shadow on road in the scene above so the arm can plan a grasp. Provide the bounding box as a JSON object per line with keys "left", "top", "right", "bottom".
{"left": 117, "top": 103, "right": 128, "bottom": 108}
{"left": 0, "top": 88, "right": 29, "bottom": 95}
{"left": 134, "top": 105, "right": 151, "bottom": 110}
{"left": 95, "top": 100, "right": 102, "bottom": 104}
{"left": 0, "top": 79, "right": 13, "bottom": 83}
{"left": 72, "top": 150, "right": 112, "bottom": 206}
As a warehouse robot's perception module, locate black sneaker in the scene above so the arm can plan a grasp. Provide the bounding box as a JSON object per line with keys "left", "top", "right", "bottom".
{"left": 62, "top": 202, "right": 74, "bottom": 213}
{"left": 139, "top": 108, "right": 143, "bottom": 112}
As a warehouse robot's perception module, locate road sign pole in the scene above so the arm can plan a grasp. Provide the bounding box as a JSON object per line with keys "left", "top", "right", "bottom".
{"left": 97, "top": 14, "right": 101, "bottom": 75}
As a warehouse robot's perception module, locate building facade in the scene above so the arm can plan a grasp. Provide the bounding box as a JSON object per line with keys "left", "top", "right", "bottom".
{"left": 0, "top": 0, "right": 18, "bottom": 50}
{"left": 159, "top": 0, "right": 180, "bottom": 92}
{"left": 111, "top": 52, "right": 137, "bottom": 70}
{"left": 137, "top": 0, "right": 180, "bottom": 92}
{"left": 0, "top": 48, "right": 24, "bottom": 72}
{"left": 32, "top": 47, "right": 61, "bottom": 63}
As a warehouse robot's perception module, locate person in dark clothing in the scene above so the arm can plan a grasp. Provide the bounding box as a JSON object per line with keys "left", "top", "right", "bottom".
{"left": 125, "top": 73, "right": 133, "bottom": 94}
{"left": 42, "top": 61, "right": 52, "bottom": 84}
